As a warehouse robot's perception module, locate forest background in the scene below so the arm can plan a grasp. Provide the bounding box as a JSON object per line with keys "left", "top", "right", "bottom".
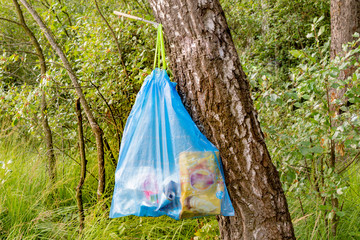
{"left": 1, "top": 0, "right": 360, "bottom": 239}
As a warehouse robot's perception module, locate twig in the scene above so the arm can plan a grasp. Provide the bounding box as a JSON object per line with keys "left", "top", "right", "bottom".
{"left": 0, "top": 17, "right": 22, "bottom": 26}
{"left": 113, "top": 10, "right": 158, "bottom": 26}
{"left": 49, "top": 85, "right": 96, "bottom": 89}
{"left": 89, "top": 80, "right": 121, "bottom": 146}
{"left": 56, "top": 0, "right": 73, "bottom": 26}
{"left": 298, "top": 196, "right": 307, "bottom": 223}
{"left": 3, "top": 49, "right": 39, "bottom": 56}
{"left": 94, "top": 0, "right": 128, "bottom": 77}
{"left": 337, "top": 151, "right": 360, "bottom": 174}
{"left": 54, "top": 145, "right": 98, "bottom": 181}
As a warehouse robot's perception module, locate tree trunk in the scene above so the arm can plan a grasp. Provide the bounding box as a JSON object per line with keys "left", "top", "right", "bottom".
{"left": 75, "top": 98, "right": 87, "bottom": 231}
{"left": 20, "top": 0, "right": 105, "bottom": 201}
{"left": 330, "top": 0, "right": 360, "bottom": 58}
{"left": 330, "top": 0, "right": 360, "bottom": 106}
{"left": 329, "top": 0, "right": 360, "bottom": 236}
{"left": 12, "top": 0, "right": 56, "bottom": 183}
{"left": 41, "top": 91, "right": 56, "bottom": 183}
{"left": 147, "top": 1, "right": 295, "bottom": 239}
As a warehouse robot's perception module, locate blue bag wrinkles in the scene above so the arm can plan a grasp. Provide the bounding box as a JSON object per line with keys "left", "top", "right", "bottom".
{"left": 110, "top": 69, "right": 234, "bottom": 220}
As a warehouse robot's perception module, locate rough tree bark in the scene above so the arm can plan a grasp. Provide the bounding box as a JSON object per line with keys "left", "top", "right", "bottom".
{"left": 330, "top": 0, "right": 360, "bottom": 108}
{"left": 148, "top": 0, "right": 295, "bottom": 239}
{"left": 12, "top": 0, "right": 56, "bottom": 183}
{"left": 75, "top": 98, "right": 87, "bottom": 231}
{"left": 20, "top": 0, "right": 106, "bottom": 201}
{"left": 329, "top": 0, "right": 360, "bottom": 236}
{"left": 330, "top": 0, "right": 360, "bottom": 58}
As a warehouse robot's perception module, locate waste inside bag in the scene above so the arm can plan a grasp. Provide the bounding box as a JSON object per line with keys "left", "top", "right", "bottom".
{"left": 179, "top": 151, "right": 224, "bottom": 219}
{"left": 109, "top": 69, "right": 234, "bottom": 220}
{"left": 109, "top": 24, "right": 234, "bottom": 220}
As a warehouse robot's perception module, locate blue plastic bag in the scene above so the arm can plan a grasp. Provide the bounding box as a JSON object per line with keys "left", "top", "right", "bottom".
{"left": 109, "top": 25, "right": 234, "bottom": 220}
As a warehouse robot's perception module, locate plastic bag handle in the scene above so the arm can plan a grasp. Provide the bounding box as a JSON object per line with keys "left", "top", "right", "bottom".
{"left": 153, "top": 24, "right": 167, "bottom": 70}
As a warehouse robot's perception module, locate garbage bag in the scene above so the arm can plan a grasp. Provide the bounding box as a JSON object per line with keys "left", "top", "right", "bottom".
{"left": 109, "top": 68, "right": 234, "bottom": 220}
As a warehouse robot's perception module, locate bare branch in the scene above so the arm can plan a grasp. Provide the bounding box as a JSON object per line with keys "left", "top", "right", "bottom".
{"left": 89, "top": 80, "right": 121, "bottom": 147}
{"left": 3, "top": 49, "right": 39, "bottom": 56}
{"left": 94, "top": 0, "right": 128, "bottom": 77}
{"left": 338, "top": 151, "right": 360, "bottom": 174}
{"left": 0, "top": 17, "right": 22, "bottom": 26}
{"left": 53, "top": 145, "right": 98, "bottom": 181}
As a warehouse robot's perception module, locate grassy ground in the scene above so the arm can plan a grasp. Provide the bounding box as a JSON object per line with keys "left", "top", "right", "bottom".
{"left": 1, "top": 137, "right": 359, "bottom": 239}
{"left": 289, "top": 164, "right": 360, "bottom": 240}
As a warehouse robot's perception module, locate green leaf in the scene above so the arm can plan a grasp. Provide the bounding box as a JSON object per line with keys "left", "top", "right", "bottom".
{"left": 294, "top": 102, "right": 301, "bottom": 108}
{"left": 12, "top": 118, "right": 18, "bottom": 127}
{"left": 335, "top": 211, "right": 346, "bottom": 217}
{"left": 299, "top": 147, "right": 311, "bottom": 156}
{"left": 319, "top": 205, "right": 332, "bottom": 211}
{"left": 336, "top": 188, "right": 344, "bottom": 195}
{"left": 316, "top": 16, "right": 325, "bottom": 23}
{"left": 311, "top": 146, "right": 323, "bottom": 154}
{"left": 318, "top": 26, "right": 325, "bottom": 37}
{"left": 340, "top": 106, "right": 348, "bottom": 112}
{"left": 270, "top": 94, "right": 279, "bottom": 102}
{"left": 302, "top": 94, "right": 310, "bottom": 100}
{"left": 331, "top": 83, "right": 340, "bottom": 89}
{"left": 306, "top": 33, "right": 314, "bottom": 38}
{"left": 289, "top": 50, "right": 304, "bottom": 58}
{"left": 308, "top": 55, "right": 316, "bottom": 63}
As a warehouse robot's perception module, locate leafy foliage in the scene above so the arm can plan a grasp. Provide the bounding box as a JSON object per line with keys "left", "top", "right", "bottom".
{"left": 0, "top": 0, "right": 360, "bottom": 239}
{"left": 246, "top": 16, "right": 360, "bottom": 237}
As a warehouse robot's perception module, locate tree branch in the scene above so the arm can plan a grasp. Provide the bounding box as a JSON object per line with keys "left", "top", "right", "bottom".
{"left": 0, "top": 17, "right": 22, "bottom": 26}
{"left": 93, "top": 0, "right": 128, "bottom": 77}
{"left": 89, "top": 80, "right": 121, "bottom": 147}
{"left": 338, "top": 151, "right": 360, "bottom": 174}
{"left": 54, "top": 145, "right": 97, "bottom": 181}
{"left": 19, "top": 0, "right": 105, "bottom": 201}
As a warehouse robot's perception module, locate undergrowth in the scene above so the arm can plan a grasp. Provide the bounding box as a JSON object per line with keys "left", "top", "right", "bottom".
{"left": 1, "top": 135, "right": 359, "bottom": 239}
{"left": 0, "top": 136, "right": 214, "bottom": 240}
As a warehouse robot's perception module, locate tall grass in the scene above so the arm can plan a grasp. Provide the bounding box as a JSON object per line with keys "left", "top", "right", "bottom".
{"left": 288, "top": 164, "right": 360, "bottom": 240}
{"left": 1, "top": 135, "right": 359, "bottom": 239}
{"left": 0, "top": 136, "right": 212, "bottom": 240}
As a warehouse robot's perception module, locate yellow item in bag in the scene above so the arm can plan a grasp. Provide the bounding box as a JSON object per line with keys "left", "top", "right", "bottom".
{"left": 179, "top": 151, "right": 224, "bottom": 219}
